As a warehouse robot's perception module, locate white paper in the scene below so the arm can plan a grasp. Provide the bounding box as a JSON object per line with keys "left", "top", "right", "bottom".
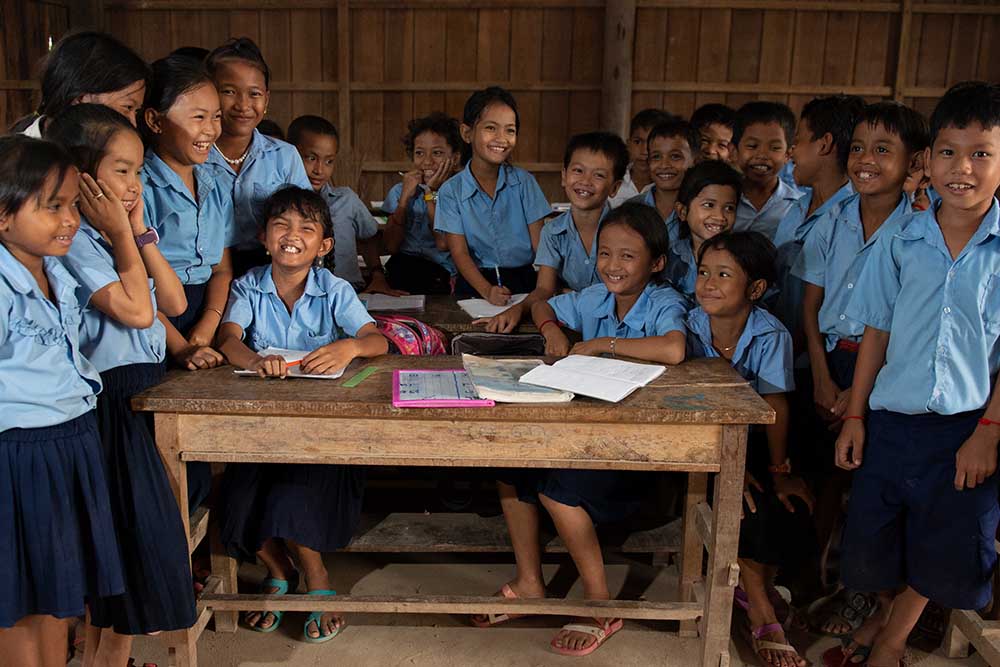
{"left": 517, "top": 355, "right": 665, "bottom": 403}
{"left": 552, "top": 355, "right": 665, "bottom": 385}
{"left": 233, "top": 347, "right": 345, "bottom": 380}
{"left": 457, "top": 293, "right": 528, "bottom": 319}
{"left": 361, "top": 294, "right": 426, "bottom": 311}
{"left": 461, "top": 354, "right": 573, "bottom": 403}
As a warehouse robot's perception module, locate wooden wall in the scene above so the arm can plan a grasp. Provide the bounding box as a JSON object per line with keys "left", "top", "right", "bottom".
{"left": 2, "top": 0, "right": 999, "bottom": 200}
{"left": 0, "top": 0, "right": 70, "bottom": 129}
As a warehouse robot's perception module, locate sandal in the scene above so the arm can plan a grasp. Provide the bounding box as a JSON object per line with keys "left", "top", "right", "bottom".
{"left": 302, "top": 590, "right": 342, "bottom": 644}
{"left": 246, "top": 573, "right": 299, "bottom": 633}
{"left": 821, "top": 636, "right": 872, "bottom": 666}
{"left": 808, "top": 588, "right": 879, "bottom": 637}
{"left": 735, "top": 585, "right": 796, "bottom": 629}
{"left": 550, "top": 618, "right": 624, "bottom": 657}
{"left": 751, "top": 623, "right": 806, "bottom": 667}
{"left": 471, "top": 583, "right": 527, "bottom": 628}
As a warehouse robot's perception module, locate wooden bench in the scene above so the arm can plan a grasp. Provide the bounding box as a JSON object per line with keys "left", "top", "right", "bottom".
{"left": 945, "top": 539, "right": 1000, "bottom": 665}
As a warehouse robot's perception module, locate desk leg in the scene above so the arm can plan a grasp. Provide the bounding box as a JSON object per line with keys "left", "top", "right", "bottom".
{"left": 699, "top": 425, "right": 747, "bottom": 667}
{"left": 155, "top": 414, "right": 198, "bottom": 667}
{"left": 211, "top": 518, "right": 239, "bottom": 632}
{"left": 679, "top": 472, "right": 708, "bottom": 638}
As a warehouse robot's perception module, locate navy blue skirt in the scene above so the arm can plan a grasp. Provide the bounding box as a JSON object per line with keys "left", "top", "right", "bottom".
{"left": 88, "top": 363, "right": 197, "bottom": 634}
{"left": 0, "top": 412, "right": 124, "bottom": 627}
{"left": 218, "top": 463, "right": 366, "bottom": 560}
{"left": 499, "top": 469, "right": 649, "bottom": 525}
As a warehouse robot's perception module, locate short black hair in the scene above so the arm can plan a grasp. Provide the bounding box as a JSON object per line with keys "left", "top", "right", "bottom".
{"left": 697, "top": 231, "right": 777, "bottom": 297}
{"left": 170, "top": 46, "right": 210, "bottom": 62}
{"left": 38, "top": 31, "right": 149, "bottom": 119}
{"left": 629, "top": 108, "right": 673, "bottom": 136}
{"left": 463, "top": 86, "right": 520, "bottom": 131}
{"left": 562, "top": 131, "right": 630, "bottom": 182}
{"left": 0, "top": 135, "right": 76, "bottom": 220}
{"left": 403, "top": 112, "right": 463, "bottom": 157}
{"left": 856, "top": 101, "right": 930, "bottom": 155}
{"left": 733, "top": 101, "right": 796, "bottom": 147}
{"left": 930, "top": 80, "right": 1000, "bottom": 144}
{"left": 647, "top": 118, "right": 701, "bottom": 156}
{"left": 44, "top": 104, "right": 138, "bottom": 178}
{"left": 143, "top": 55, "right": 215, "bottom": 143}
{"left": 598, "top": 202, "right": 670, "bottom": 284}
{"left": 690, "top": 104, "right": 736, "bottom": 133}
{"left": 800, "top": 94, "right": 867, "bottom": 170}
{"left": 256, "top": 119, "right": 285, "bottom": 141}
{"left": 261, "top": 186, "right": 334, "bottom": 239}
{"left": 206, "top": 37, "right": 271, "bottom": 88}
{"left": 287, "top": 115, "right": 339, "bottom": 146}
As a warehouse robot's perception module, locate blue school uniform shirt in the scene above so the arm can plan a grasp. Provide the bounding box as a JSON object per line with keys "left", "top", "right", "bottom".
{"left": 734, "top": 178, "right": 803, "bottom": 241}
{"left": 772, "top": 181, "right": 855, "bottom": 332}
{"left": 548, "top": 282, "right": 687, "bottom": 341}
{"left": 434, "top": 162, "right": 550, "bottom": 268}
{"left": 628, "top": 187, "right": 681, "bottom": 243}
{"left": 664, "top": 235, "right": 698, "bottom": 302}
{"left": 223, "top": 264, "right": 374, "bottom": 352}
{"left": 60, "top": 219, "right": 166, "bottom": 372}
{"left": 534, "top": 206, "right": 608, "bottom": 291}
{"left": 686, "top": 305, "right": 794, "bottom": 395}
{"left": 0, "top": 244, "right": 101, "bottom": 431}
{"left": 142, "top": 152, "right": 235, "bottom": 285}
{"left": 383, "top": 183, "right": 456, "bottom": 276}
{"left": 793, "top": 193, "right": 910, "bottom": 352}
{"left": 206, "top": 129, "right": 311, "bottom": 250}
{"left": 846, "top": 200, "right": 1000, "bottom": 415}
{"left": 321, "top": 184, "right": 380, "bottom": 290}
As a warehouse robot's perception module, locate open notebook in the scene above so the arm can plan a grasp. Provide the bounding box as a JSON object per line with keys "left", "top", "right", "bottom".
{"left": 518, "top": 355, "right": 665, "bottom": 402}
{"left": 457, "top": 294, "right": 528, "bottom": 319}
{"left": 233, "top": 347, "right": 346, "bottom": 380}
{"left": 461, "top": 354, "right": 573, "bottom": 403}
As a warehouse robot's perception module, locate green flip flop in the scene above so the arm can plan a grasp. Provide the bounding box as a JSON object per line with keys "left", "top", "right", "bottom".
{"left": 303, "top": 590, "right": 342, "bottom": 644}
{"left": 247, "top": 575, "right": 298, "bottom": 633}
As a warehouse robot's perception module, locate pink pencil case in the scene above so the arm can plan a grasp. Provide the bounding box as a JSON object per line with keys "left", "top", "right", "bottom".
{"left": 392, "top": 369, "right": 494, "bottom": 408}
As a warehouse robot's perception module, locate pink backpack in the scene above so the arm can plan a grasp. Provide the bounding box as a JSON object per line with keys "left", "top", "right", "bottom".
{"left": 373, "top": 315, "right": 448, "bottom": 356}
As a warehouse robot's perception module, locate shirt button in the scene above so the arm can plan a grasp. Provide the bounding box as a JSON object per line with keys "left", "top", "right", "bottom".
{"left": 938, "top": 346, "right": 947, "bottom": 355}
{"left": 839, "top": 314, "right": 846, "bottom": 321}
{"left": 943, "top": 306, "right": 951, "bottom": 314}
{"left": 847, "top": 283, "right": 854, "bottom": 289}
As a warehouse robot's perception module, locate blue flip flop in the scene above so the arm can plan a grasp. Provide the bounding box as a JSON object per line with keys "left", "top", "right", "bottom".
{"left": 303, "top": 590, "right": 342, "bottom": 644}
{"left": 247, "top": 574, "right": 299, "bottom": 633}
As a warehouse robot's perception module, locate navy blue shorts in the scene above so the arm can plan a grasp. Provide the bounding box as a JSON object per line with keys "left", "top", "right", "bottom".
{"left": 841, "top": 409, "right": 999, "bottom": 610}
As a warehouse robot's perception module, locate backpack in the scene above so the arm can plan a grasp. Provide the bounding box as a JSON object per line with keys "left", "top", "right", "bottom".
{"left": 373, "top": 315, "right": 448, "bottom": 356}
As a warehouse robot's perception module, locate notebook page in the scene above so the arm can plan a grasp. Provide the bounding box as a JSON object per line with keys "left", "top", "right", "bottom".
{"left": 552, "top": 355, "right": 665, "bottom": 386}
{"left": 456, "top": 294, "right": 528, "bottom": 319}
{"left": 518, "top": 364, "right": 639, "bottom": 403}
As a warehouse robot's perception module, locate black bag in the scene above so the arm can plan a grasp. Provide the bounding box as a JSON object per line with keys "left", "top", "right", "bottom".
{"left": 450, "top": 332, "right": 545, "bottom": 356}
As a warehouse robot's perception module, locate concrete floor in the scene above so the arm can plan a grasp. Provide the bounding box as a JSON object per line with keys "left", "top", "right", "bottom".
{"left": 72, "top": 554, "right": 992, "bottom": 667}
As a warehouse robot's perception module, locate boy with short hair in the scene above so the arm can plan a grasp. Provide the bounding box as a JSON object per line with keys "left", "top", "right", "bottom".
{"left": 628, "top": 117, "right": 700, "bottom": 242}
{"left": 287, "top": 115, "right": 398, "bottom": 295}
{"left": 486, "top": 131, "right": 628, "bottom": 333}
{"left": 733, "top": 102, "right": 802, "bottom": 241}
{"left": 690, "top": 103, "right": 736, "bottom": 163}
{"left": 772, "top": 94, "right": 865, "bottom": 334}
{"left": 834, "top": 81, "right": 1000, "bottom": 667}
{"left": 608, "top": 108, "right": 673, "bottom": 208}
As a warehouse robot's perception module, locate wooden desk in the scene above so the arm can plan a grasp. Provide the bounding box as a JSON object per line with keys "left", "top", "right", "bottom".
{"left": 419, "top": 295, "right": 537, "bottom": 334}
{"left": 134, "top": 356, "right": 773, "bottom": 667}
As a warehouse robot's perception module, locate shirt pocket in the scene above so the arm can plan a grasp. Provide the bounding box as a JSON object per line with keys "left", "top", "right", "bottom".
{"left": 251, "top": 182, "right": 283, "bottom": 223}
{"left": 249, "top": 329, "right": 273, "bottom": 352}
{"left": 10, "top": 318, "right": 66, "bottom": 346}
{"left": 980, "top": 273, "right": 1000, "bottom": 334}
{"left": 304, "top": 330, "right": 337, "bottom": 349}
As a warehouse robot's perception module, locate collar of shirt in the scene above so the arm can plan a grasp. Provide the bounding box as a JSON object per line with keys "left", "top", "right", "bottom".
{"left": 583, "top": 282, "right": 659, "bottom": 333}
{"left": 742, "top": 177, "right": 803, "bottom": 214}
{"left": 545, "top": 204, "right": 611, "bottom": 236}
{"left": 687, "top": 305, "right": 783, "bottom": 362}
{"left": 144, "top": 151, "right": 219, "bottom": 203}
{"left": 841, "top": 193, "right": 912, "bottom": 251}
{"left": 250, "top": 264, "right": 328, "bottom": 298}
{"left": 457, "top": 162, "right": 519, "bottom": 201}
{"left": 790, "top": 181, "right": 854, "bottom": 244}
{"left": 897, "top": 199, "right": 1000, "bottom": 260}
{"left": 1, "top": 244, "right": 79, "bottom": 309}
{"left": 319, "top": 182, "right": 346, "bottom": 202}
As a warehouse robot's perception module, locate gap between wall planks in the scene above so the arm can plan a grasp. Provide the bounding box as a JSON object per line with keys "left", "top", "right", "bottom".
{"left": 3, "top": 0, "right": 999, "bottom": 199}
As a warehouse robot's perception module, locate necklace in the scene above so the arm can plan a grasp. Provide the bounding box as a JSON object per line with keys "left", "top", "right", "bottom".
{"left": 712, "top": 336, "right": 738, "bottom": 353}
{"left": 214, "top": 143, "right": 250, "bottom": 166}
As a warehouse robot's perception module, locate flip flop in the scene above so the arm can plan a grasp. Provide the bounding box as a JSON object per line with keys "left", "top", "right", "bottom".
{"left": 821, "top": 636, "right": 872, "bottom": 666}
{"left": 302, "top": 590, "right": 342, "bottom": 644}
{"left": 246, "top": 574, "right": 299, "bottom": 633}
{"left": 751, "top": 623, "right": 806, "bottom": 667}
{"left": 550, "top": 618, "right": 624, "bottom": 657}
{"left": 471, "top": 583, "right": 527, "bottom": 628}
{"left": 808, "top": 588, "right": 879, "bottom": 637}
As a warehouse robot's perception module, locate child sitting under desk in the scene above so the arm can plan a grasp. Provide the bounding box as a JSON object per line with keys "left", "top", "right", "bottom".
{"left": 473, "top": 203, "right": 687, "bottom": 658}
{"left": 216, "top": 186, "right": 388, "bottom": 644}
{"left": 733, "top": 102, "right": 803, "bottom": 241}
{"left": 484, "top": 131, "right": 629, "bottom": 333}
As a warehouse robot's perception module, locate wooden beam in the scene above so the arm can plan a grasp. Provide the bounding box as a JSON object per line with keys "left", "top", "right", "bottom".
{"left": 893, "top": 0, "right": 912, "bottom": 101}
{"left": 337, "top": 0, "right": 351, "bottom": 149}
{"left": 946, "top": 609, "right": 1000, "bottom": 665}
{"left": 347, "top": 81, "right": 601, "bottom": 92}
{"left": 633, "top": 81, "right": 892, "bottom": 97}
{"left": 912, "top": 3, "right": 1000, "bottom": 15}
{"left": 188, "top": 506, "right": 209, "bottom": 555}
{"left": 600, "top": 0, "right": 635, "bottom": 137}
{"left": 637, "top": 0, "right": 899, "bottom": 11}
{"left": 103, "top": 0, "right": 604, "bottom": 8}
{"left": 201, "top": 593, "right": 703, "bottom": 621}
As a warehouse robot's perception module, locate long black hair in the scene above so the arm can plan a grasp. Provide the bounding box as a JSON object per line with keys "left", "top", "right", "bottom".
{"left": 45, "top": 104, "right": 138, "bottom": 177}
{"left": 141, "top": 55, "right": 216, "bottom": 146}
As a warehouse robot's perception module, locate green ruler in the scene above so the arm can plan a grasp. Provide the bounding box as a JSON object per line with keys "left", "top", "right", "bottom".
{"left": 342, "top": 365, "right": 379, "bottom": 387}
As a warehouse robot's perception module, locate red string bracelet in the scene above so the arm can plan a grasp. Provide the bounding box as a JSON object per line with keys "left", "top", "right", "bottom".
{"left": 980, "top": 418, "right": 1000, "bottom": 427}
{"left": 844, "top": 415, "right": 864, "bottom": 421}
{"left": 538, "top": 319, "right": 559, "bottom": 332}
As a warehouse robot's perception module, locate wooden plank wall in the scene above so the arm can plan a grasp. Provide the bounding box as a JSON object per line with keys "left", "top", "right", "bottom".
{"left": 2, "top": 1, "right": 999, "bottom": 200}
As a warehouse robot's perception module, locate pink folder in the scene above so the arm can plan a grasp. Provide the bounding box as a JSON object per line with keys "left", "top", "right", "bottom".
{"left": 392, "top": 369, "right": 494, "bottom": 408}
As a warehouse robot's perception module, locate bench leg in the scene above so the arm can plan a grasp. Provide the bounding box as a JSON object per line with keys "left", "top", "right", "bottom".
{"left": 167, "top": 630, "right": 198, "bottom": 667}
{"left": 699, "top": 425, "right": 747, "bottom": 667}
{"left": 944, "top": 610, "right": 971, "bottom": 659}
{"left": 211, "top": 519, "right": 239, "bottom": 633}
{"left": 679, "top": 472, "right": 708, "bottom": 637}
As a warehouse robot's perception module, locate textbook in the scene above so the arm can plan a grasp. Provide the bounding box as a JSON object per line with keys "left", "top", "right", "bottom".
{"left": 233, "top": 347, "right": 346, "bottom": 380}
{"left": 461, "top": 354, "right": 573, "bottom": 403}
{"left": 518, "top": 355, "right": 665, "bottom": 403}
{"left": 392, "top": 369, "right": 494, "bottom": 408}
{"left": 360, "top": 293, "right": 426, "bottom": 312}
{"left": 457, "top": 294, "right": 528, "bottom": 319}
